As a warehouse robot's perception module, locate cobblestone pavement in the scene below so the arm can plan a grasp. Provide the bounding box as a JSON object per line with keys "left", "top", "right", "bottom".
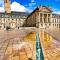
{"left": 24, "top": 29, "right": 60, "bottom": 60}
{"left": 0, "top": 27, "right": 60, "bottom": 60}
{"left": 0, "top": 28, "right": 36, "bottom": 60}
{"left": 24, "top": 32, "right": 36, "bottom": 60}
{"left": 45, "top": 28, "right": 60, "bottom": 41}
{"left": 40, "top": 31, "right": 60, "bottom": 60}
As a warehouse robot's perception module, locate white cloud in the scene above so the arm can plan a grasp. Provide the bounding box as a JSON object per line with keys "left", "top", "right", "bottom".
{"left": 0, "top": 7, "right": 4, "bottom": 12}
{"left": 29, "top": 2, "right": 36, "bottom": 7}
{"left": 53, "top": 11, "right": 60, "bottom": 14}
{"left": 31, "top": 0, "right": 35, "bottom": 2}
{"left": 0, "top": 0, "right": 5, "bottom": 12}
{"left": 52, "top": 8, "right": 60, "bottom": 14}
{"left": 11, "top": 2, "right": 28, "bottom": 12}
{"left": 0, "top": 1, "right": 29, "bottom": 12}
{"left": 29, "top": 0, "right": 36, "bottom": 7}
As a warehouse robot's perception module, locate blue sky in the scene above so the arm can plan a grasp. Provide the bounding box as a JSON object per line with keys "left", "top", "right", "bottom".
{"left": 0, "top": 0, "right": 60, "bottom": 14}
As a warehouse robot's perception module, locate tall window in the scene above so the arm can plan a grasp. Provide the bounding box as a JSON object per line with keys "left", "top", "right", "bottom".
{"left": 55, "top": 19, "right": 56, "bottom": 23}
{"left": 40, "top": 13, "right": 43, "bottom": 23}
{"left": 44, "top": 14, "right": 47, "bottom": 23}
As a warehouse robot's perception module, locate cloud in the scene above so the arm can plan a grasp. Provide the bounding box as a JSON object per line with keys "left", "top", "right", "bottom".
{"left": 29, "top": 0, "right": 36, "bottom": 7}
{"left": 0, "top": 0, "right": 4, "bottom": 12}
{"left": 0, "top": 1, "right": 33, "bottom": 13}
{"left": 0, "top": 7, "right": 5, "bottom": 12}
{"left": 29, "top": 2, "right": 36, "bottom": 7}
{"left": 31, "top": 0, "right": 35, "bottom": 2}
{"left": 11, "top": 2, "right": 28, "bottom": 12}
{"left": 52, "top": 8, "right": 60, "bottom": 14}
{"left": 53, "top": 11, "right": 60, "bottom": 14}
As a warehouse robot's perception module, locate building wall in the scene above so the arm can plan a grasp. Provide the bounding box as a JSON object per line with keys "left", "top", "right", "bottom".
{"left": 25, "top": 8, "right": 39, "bottom": 27}
{"left": 25, "top": 6, "right": 60, "bottom": 29}
{"left": 0, "top": 13, "right": 27, "bottom": 29}
{"left": 51, "top": 15, "right": 60, "bottom": 28}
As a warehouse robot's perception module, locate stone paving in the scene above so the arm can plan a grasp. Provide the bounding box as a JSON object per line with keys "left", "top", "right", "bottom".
{"left": 45, "top": 28, "right": 60, "bottom": 41}
{"left": 40, "top": 31, "right": 60, "bottom": 60}
{"left": 0, "top": 28, "right": 36, "bottom": 60}
{"left": 0, "top": 27, "right": 60, "bottom": 60}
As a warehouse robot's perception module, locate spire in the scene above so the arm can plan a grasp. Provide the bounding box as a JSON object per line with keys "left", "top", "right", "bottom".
{"left": 4, "top": 0, "right": 11, "bottom": 13}
{"left": 36, "top": 32, "right": 44, "bottom": 60}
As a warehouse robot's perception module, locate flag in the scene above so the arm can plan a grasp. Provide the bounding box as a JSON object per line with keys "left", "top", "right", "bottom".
{"left": 36, "top": 32, "right": 44, "bottom": 60}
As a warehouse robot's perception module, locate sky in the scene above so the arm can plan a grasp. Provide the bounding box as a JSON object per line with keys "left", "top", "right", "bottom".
{"left": 0, "top": 0, "right": 60, "bottom": 14}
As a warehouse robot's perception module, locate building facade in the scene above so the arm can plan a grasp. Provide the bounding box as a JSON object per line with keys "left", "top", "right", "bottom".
{"left": 25, "top": 6, "right": 60, "bottom": 29}
{"left": 0, "top": 0, "right": 27, "bottom": 30}
{"left": 0, "top": 12, "right": 27, "bottom": 29}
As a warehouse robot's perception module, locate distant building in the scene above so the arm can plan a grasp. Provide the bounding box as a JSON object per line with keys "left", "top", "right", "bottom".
{"left": 0, "top": 0, "right": 28, "bottom": 30}
{"left": 2, "top": 0, "right": 60, "bottom": 29}
{"left": 0, "top": 12, "right": 27, "bottom": 29}
{"left": 25, "top": 6, "right": 60, "bottom": 29}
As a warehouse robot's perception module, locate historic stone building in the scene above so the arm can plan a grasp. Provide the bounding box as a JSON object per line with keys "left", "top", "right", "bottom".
{"left": 1, "top": 0, "right": 60, "bottom": 29}
{"left": 0, "top": 0, "right": 27, "bottom": 30}
{"left": 0, "top": 12, "right": 27, "bottom": 29}
{"left": 25, "top": 6, "right": 60, "bottom": 29}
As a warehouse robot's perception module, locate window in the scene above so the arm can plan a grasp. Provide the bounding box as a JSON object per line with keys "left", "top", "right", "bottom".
{"left": 48, "top": 18, "right": 50, "bottom": 23}
{"left": 57, "top": 24, "right": 58, "bottom": 27}
{"left": 55, "top": 24, "right": 56, "bottom": 26}
{"left": 4, "top": 26, "right": 5, "bottom": 28}
{"left": 6, "top": 20, "right": 7, "bottom": 22}
{"left": 40, "top": 13, "right": 42, "bottom": 17}
{"left": 49, "top": 24, "right": 50, "bottom": 26}
{"left": 53, "top": 19, "right": 54, "bottom": 23}
{"left": 12, "top": 19, "right": 14, "bottom": 20}
{"left": 41, "top": 24, "right": 43, "bottom": 27}
{"left": 55, "top": 19, "right": 56, "bottom": 23}
{"left": 12, "top": 24, "right": 13, "bottom": 26}
{"left": 8, "top": 19, "right": 10, "bottom": 20}
{"left": 57, "top": 19, "right": 58, "bottom": 23}
{"left": 40, "top": 18, "right": 42, "bottom": 23}
{"left": 53, "top": 24, "right": 54, "bottom": 26}
{"left": 45, "top": 24, "right": 47, "bottom": 26}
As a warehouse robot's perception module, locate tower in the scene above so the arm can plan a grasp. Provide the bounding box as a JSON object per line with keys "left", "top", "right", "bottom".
{"left": 4, "top": 0, "right": 11, "bottom": 13}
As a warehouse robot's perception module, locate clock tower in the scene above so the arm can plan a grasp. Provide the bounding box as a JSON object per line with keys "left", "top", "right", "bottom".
{"left": 4, "top": 0, "right": 11, "bottom": 13}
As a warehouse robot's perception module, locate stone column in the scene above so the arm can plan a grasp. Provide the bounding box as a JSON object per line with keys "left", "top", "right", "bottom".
{"left": 39, "top": 12, "right": 40, "bottom": 28}
{"left": 39, "top": 13, "right": 40, "bottom": 23}
{"left": 50, "top": 14, "right": 52, "bottom": 28}
{"left": 42, "top": 13, "right": 44, "bottom": 23}
{"left": 42, "top": 13, "right": 44, "bottom": 28}
{"left": 47, "top": 14, "right": 48, "bottom": 23}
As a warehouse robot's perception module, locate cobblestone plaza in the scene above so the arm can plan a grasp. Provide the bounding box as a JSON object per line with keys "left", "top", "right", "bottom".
{"left": 0, "top": 28, "right": 60, "bottom": 60}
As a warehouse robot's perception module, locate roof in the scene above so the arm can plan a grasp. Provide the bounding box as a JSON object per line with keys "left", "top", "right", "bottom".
{"left": 39, "top": 6, "right": 52, "bottom": 12}
{"left": 26, "top": 7, "right": 39, "bottom": 19}
{"left": 0, "top": 11, "right": 28, "bottom": 18}
{"left": 26, "top": 6, "right": 52, "bottom": 19}
{"left": 0, "top": 11, "right": 28, "bottom": 15}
